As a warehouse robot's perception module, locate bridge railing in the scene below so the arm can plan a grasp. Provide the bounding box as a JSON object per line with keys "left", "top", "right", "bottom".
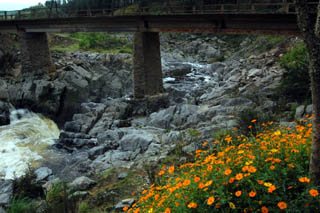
{"left": 0, "top": 1, "right": 318, "bottom": 21}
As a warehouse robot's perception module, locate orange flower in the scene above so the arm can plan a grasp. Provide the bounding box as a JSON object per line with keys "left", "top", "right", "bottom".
{"left": 198, "top": 182, "right": 205, "bottom": 189}
{"left": 204, "top": 180, "right": 213, "bottom": 187}
{"left": 261, "top": 206, "right": 269, "bottom": 213}
{"left": 168, "top": 165, "right": 175, "bottom": 174}
{"left": 158, "top": 170, "right": 165, "bottom": 176}
{"left": 309, "top": 189, "right": 319, "bottom": 197}
{"left": 123, "top": 206, "right": 129, "bottom": 211}
{"left": 183, "top": 179, "right": 191, "bottom": 186}
{"left": 277, "top": 202, "right": 287, "bottom": 210}
{"left": 175, "top": 202, "right": 180, "bottom": 207}
{"left": 268, "top": 185, "right": 276, "bottom": 193}
{"left": 235, "top": 173, "right": 244, "bottom": 181}
{"left": 194, "top": 176, "right": 200, "bottom": 183}
{"left": 154, "top": 194, "right": 160, "bottom": 200}
{"left": 207, "top": 196, "right": 215, "bottom": 205}
{"left": 249, "top": 191, "right": 256, "bottom": 197}
{"left": 187, "top": 202, "right": 197, "bottom": 208}
{"left": 164, "top": 208, "right": 171, "bottom": 213}
{"left": 229, "top": 177, "right": 235, "bottom": 184}
{"left": 270, "top": 166, "right": 275, "bottom": 170}
{"left": 298, "top": 177, "right": 310, "bottom": 183}
{"left": 235, "top": 190, "right": 242, "bottom": 197}
{"left": 258, "top": 180, "right": 264, "bottom": 185}
{"left": 248, "top": 166, "right": 256, "bottom": 173}
{"left": 251, "top": 119, "right": 257, "bottom": 123}
{"left": 224, "top": 168, "right": 232, "bottom": 176}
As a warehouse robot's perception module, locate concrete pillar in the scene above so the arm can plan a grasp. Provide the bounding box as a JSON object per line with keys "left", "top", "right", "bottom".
{"left": 133, "top": 32, "right": 164, "bottom": 98}
{"left": 20, "top": 32, "right": 54, "bottom": 75}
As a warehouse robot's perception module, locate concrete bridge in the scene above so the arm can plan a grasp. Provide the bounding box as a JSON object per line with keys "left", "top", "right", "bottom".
{"left": 0, "top": 0, "right": 317, "bottom": 98}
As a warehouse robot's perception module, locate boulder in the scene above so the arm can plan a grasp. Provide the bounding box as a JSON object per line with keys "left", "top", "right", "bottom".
{"left": 35, "top": 167, "right": 53, "bottom": 182}
{"left": 165, "top": 62, "right": 192, "bottom": 77}
{"left": 0, "top": 179, "right": 13, "bottom": 206}
{"left": 295, "top": 105, "right": 305, "bottom": 120}
{"left": 68, "top": 176, "right": 96, "bottom": 192}
{"left": 115, "top": 198, "right": 135, "bottom": 210}
{"left": 120, "top": 133, "right": 154, "bottom": 152}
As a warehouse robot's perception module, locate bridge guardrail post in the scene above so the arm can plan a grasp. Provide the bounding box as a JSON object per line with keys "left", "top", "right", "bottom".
{"left": 283, "top": 0, "right": 289, "bottom": 13}
{"left": 4, "top": 11, "right": 7, "bottom": 20}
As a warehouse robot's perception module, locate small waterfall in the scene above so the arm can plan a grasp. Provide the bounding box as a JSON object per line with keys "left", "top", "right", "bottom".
{"left": 0, "top": 109, "right": 60, "bottom": 179}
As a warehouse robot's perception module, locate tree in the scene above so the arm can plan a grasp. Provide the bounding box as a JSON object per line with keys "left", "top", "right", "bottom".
{"left": 295, "top": 0, "right": 320, "bottom": 184}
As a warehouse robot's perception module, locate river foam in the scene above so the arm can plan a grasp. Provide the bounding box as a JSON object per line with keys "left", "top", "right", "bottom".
{"left": 0, "top": 109, "right": 60, "bottom": 179}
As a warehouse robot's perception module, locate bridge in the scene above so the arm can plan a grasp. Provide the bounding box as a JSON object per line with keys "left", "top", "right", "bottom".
{"left": 0, "top": 0, "right": 317, "bottom": 98}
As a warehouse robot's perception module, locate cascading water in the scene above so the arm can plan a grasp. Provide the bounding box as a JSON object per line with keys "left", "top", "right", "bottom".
{"left": 0, "top": 109, "right": 60, "bottom": 179}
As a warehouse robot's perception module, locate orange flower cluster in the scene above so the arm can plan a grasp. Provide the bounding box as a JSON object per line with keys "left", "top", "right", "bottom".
{"left": 125, "top": 116, "right": 320, "bottom": 212}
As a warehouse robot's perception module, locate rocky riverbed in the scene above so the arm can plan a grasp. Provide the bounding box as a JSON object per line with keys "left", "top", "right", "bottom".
{"left": 0, "top": 33, "right": 311, "bottom": 211}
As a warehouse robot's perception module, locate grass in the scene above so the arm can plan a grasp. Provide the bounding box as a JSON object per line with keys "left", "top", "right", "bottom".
{"left": 125, "top": 115, "right": 320, "bottom": 212}
{"left": 50, "top": 32, "right": 133, "bottom": 54}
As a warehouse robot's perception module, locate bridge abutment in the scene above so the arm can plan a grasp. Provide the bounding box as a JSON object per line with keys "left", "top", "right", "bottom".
{"left": 20, "top": 32, "right": 54, "bottom": 74}
{"left": 133, "top": 32, "right": 164, "bottom": 99}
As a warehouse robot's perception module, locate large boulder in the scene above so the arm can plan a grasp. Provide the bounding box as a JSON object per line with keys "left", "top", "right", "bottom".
{"left": 0, "top": 179, "right": 13, "bottom": 206}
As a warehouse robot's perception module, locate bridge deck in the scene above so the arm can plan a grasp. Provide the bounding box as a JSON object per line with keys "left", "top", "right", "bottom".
{"left": 0, "top": 1, "right": 317, "bottom": 34}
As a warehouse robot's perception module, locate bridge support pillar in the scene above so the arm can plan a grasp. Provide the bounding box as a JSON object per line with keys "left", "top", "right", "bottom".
{"left": 20, "top": 32, "right": 54, "bottom": 74}
{"left": 133, "top": 32, "right": 163, "bottom": 99}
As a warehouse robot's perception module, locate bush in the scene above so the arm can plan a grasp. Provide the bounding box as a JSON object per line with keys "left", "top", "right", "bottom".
{"left": 13, "top": 167, "right": 43, "bottom": 199}
{"left": 126, "top": 116, "right": 320, "bottom": 212}
{"left": 236, "top": 107, "right": 272, "bottom": 136}
{"left": 71, "top": 33, "right": 132, "bottom": 53}
{"left": 277, "top": 43, "right": 310, "bottom": 103}
{"left": 7, "top": 197, "right": 35, "bottom": 213}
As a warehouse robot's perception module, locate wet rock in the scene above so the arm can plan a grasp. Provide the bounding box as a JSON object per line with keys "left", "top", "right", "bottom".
{"left": 35, "top": 167, "right": 53, "bottom": 182}
{"left": 220, "top": 97, "right": 252, "bottom": 107}
{"left": 118, "top": 172, "right": 128, "bottom": 180}
{"left": 88, "top": 145, "right": 109, "bottom": 160}
{"left": 68, "top": 176, "right": 96, "bottom": 192}
{"left": 115, "top": 198, "right": 135, "bottom": 210}
{"left": 165, "top": 62, "right": 192, "bottom": 77}
{"left": 306, "top": 104, "right": 313, "bottom": 115}
{"left": 295, "top": 105, "right": 305, "bottom": 120}
{"left": 120, "top": 133, "right": 154, "bottom": 152}
{"left": 247, "top": 68, "right": 264, "bottom": 79}
{"left": 182, "top": 143, "right": 197, "bottom": 154}
{"left": 147, "top": 106, "right": 176, "bottom": 129}
{"left": 0, "top": 179, "right": 13, "bottom": 206}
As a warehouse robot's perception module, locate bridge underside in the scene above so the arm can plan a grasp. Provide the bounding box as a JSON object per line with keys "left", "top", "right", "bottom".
{"left": 6, "top": 13, "right": 307, "bottom": 98}
{"left": 0, "top": 14, "right": 303, "bottom": 35}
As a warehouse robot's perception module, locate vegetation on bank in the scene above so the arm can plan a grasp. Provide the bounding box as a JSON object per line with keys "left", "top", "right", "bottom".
{"left": 51, "top": 32, "right": 132, "bottom": 54}
{"left": 126, "top": 116, "right": 320, "bottom": 212}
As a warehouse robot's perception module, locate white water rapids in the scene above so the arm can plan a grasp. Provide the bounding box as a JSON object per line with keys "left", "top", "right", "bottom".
{"left": 0, "top": 109, "right": 60, "bottom": 179}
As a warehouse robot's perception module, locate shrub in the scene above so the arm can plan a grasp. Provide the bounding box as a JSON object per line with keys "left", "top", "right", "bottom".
{"left": 13, "top": 167, "right": 43, "bottom": 199}
{"left": 7, "top": 197, "right": 34, "bottom": 213}
{"left": 126, "top": 116, "right": 320, "bottom": 212}
{"left": 277, "top": 43, "right": 310, "bottom": 103}
{"left": 236, "top": 107, "right": 272, "bottom": 136}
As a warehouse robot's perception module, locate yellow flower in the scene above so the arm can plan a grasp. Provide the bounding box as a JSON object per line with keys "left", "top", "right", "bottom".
{"left": 229, "top": 202, "right": 236, "bottom": 209}
{"left": 264, "top": 182, "right": 272, "bottom": 187}
{"left": 207, "top": 196, "right": 215, "bottom": 205}
{"left": 147, "top": 208, "right": 153, "bottom": 213}
{"left": 274, "top": 130, "right": 281, "bottom": 136}
{"left": 168, "top": 165, "right": 175, "bottom": 174}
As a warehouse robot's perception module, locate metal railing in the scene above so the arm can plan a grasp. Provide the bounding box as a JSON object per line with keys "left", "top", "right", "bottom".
{"left": 0, "top": 0, "right": 318, "bottom": 21}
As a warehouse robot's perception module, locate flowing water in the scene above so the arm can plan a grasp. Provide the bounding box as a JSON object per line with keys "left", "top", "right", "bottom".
{"left": 0, "top": 109, "right": 60, "bottom": 179}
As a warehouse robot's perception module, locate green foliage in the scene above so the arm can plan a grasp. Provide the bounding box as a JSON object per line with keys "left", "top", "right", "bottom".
{"left": 276, "top": 43, "right": 310, "bottom": 103}
{"left": 70, "top": 33, "right": 132, "bottom": 53}
{"left": 7, "top": 197, "right": 35, "bottom": 213}
{"left": 236, "top": 107, "right": 272, "bottom": 136}
{"left": 13, "top": 167, "right": 43, "bottom": 199}
{"left": 78, "top": 201, "right": 90, "bottom": 213}
{"left": 45, "top": 181, "right": 77, "bottom": 213}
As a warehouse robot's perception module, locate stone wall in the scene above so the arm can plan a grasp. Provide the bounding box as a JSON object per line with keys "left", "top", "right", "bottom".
{"left": 20, "top": 32, "right": 55, "bottom": 75}
{"left": 133, "top": 32, "right": 163, "bottom": 98}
